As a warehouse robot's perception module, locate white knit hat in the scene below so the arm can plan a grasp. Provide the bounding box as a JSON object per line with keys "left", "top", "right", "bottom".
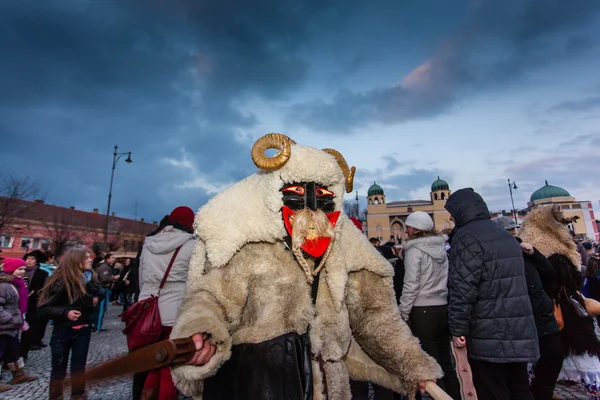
{"left": 405, "top": 211, "right": 434, "bottom": 232}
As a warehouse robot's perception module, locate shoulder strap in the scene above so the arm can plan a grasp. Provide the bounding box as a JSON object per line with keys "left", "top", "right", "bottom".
{"left": 157, "top": 245, "right": 183, "bottom": 296}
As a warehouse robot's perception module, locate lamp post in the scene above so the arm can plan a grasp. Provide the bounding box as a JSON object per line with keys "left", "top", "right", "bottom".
{"left": 355, "top": 191, "right": 359, "bottom": 219}
{"left": 104, "top": 145, "right": 133, "bottom": 246}
{"left": 508, "top": 179, "right": 518, "bottom": 225}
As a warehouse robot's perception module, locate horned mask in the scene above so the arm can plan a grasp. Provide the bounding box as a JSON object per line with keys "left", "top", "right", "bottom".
{"left": 251, "top": 133, "right": 356, "bottom": 282}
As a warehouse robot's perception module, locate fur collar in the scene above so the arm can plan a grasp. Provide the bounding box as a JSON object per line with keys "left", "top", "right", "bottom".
{"left": 403, "top": 235, "right": 445, "bottom": 250}
{"left": 519, "top": 206, "right": 581, "bottom": 268}
{"left": 0, "top": 273, "right": 15, "bottom": 283}
{"left": 196, "top": 143, "right": 346, "bottom": 269}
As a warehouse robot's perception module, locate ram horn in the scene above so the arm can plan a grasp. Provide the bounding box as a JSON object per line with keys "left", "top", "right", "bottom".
{"left": 251, "top": 133, "right": 296, "bottom": 170}
{"left": 322, "top": 148, "right": 356, "bottom": 193}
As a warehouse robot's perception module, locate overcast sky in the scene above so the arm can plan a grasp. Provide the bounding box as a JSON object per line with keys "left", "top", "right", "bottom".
{"left": 2, "top": 0, "right": 599, "bottom": 222}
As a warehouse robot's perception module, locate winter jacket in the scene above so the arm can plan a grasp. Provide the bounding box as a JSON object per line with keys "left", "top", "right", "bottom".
{"left": 516, "top": 238, "right": 560, "bottom": 338}
{"left": 138, "top": 226, "right": 195, "bottom": 326}
{"left": 25, "top": 266, "right": 48, "bottom": 323}
{"left": 0, "top": 274, "right": 24, "bottom": 336}
{"left": 96, "top": 261, "right": 115, "bottom": 289}
{"left": 38, "top": 274, "right": 104, "bottom": 328}
{"left": 445, "top": 188, "right": 539, "bottom": 363}
{"left": 399, "top": 236, "right": 448, "bottom": 321}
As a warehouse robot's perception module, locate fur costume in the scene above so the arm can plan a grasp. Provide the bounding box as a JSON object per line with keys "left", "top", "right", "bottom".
{"left": 170, "top": 134, "right": 442, "bottom": 399}
{"left": 519, "top": 205, "right": 581, "bottom": 269}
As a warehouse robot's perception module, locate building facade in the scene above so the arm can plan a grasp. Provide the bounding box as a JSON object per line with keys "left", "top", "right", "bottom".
{"left": 0, "top": 199, "right": 158, "bottom": 260}
{"left": 366, "top": 177, "right": 453, "bottom": 242}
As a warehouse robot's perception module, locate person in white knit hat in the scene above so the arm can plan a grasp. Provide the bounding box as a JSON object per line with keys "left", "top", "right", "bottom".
{"left": 399, "top": 211, "right": 461, "bottom": 399}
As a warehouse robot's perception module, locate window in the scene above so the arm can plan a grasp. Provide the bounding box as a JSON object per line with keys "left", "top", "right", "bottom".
{"left": 434, "top": 193, "right": 438, "bottom": 200}
{"left": 21, "top": 237, "right": 32, "bottom": 249}
{"left": 0, "top": 236, "right": 13, "bottom": 248}
{"left": 571, "top": 204, "right": 581, "bottom": 209}
{"left": 41, "top": 239, "right": 51, "bottom": 250}
{"left": 441, "top": 192, "right": 446, "bottom": 200}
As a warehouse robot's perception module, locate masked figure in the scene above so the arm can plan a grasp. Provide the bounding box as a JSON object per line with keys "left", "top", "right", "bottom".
{"left": 170, "top": 134, "right": 442, "bottom": 400}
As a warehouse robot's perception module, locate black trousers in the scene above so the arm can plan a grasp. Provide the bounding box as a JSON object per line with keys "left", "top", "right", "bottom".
{"left": 409, "top": 305, "right": 461, "bottom": 400}
{"left": 0, "top": 334, "right": 20, "bottom": 363}
{"left": 531, "top": 334, "right": 565, "bottom": 400}
{"left": 350, "top": 380, "right": 395, "bottom": 399}
{"left": 49, "top": 325, "right": 92, "bottom": 399}
{"left": 469, "top": 359, "right": 534, "bottom": 400}
{"left": 132, "top": 371, "right": 149, "bottom": 400}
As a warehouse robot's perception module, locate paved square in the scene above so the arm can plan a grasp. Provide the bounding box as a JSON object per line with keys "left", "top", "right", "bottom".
{"left": 0, "top": 305, "right": 591, "bottom": 399}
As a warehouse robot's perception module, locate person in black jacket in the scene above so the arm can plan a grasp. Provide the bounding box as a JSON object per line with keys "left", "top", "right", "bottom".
{"left": 38, "top": 247, "right": 104, "bottom": 400}
{"left": 494, "top": 216, "right": 564, "bottom": 400}
{"left": 445, "top": 189, "right": 539, "bottom": 400}
{"left": 20, "top": 250, "right": 49, "bottom": 358}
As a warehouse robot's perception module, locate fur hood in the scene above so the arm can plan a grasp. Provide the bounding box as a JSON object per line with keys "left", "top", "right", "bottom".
{"left": 195, "top": 143, "right": 347, "bottom": 269}
{"left": 0, "top": 273, "right": 15, "bottom": 284}
{"left": 519, "top": 205, "right": 581, "bottom": 268}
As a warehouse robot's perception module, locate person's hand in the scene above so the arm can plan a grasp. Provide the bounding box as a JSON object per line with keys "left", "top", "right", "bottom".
{"left": 187, "top": 333, "right": 217, "bottom": 366}
{"left": 67, "top": 310, "right": 82, "bottom": 321}
{"left": 92, "top": 297, "right": 99, "bottom": 306}
{"left": 113, "top": 275, "right": 120, "bottom": 281}
{"left": 521, "top": 242, "right": 534, "bottom": 255}
{"left": 417, "top": 381, "right": 431, "bottom": 394}
{"left": 453, "top": 336, "right": 466, "bottom": 348}
{"left": 125, "top": 280, "right": 130, "bottom": 285}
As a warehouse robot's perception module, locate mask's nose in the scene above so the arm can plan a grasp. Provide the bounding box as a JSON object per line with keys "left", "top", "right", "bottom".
{"left": 306, "top": 182, "right": 318, "bottom": 211}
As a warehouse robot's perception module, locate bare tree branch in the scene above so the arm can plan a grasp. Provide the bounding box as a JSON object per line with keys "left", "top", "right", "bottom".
{"left": 0, "top": 172, "right": 42, "bottom": 233}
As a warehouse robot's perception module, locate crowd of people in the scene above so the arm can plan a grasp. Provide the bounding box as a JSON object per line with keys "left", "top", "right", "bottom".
{"left": 1, "top": 186, "right": 599, "bottom": 399}
{"left": 369, "top": 189, "right": 600, "bottom": 400}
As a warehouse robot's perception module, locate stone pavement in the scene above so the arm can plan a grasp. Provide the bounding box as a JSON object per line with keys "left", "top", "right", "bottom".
{"left": 0, "top": 304, "right": 593, "bottom": 399}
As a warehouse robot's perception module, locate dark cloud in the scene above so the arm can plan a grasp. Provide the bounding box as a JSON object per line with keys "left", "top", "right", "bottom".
{"left": 0, "top": 0, "right": 343, "bottom": 220}
{"left": 550, "top": 95, "right": 600, "bottom": 112}
{"left": 289, "top": 0, "right": 600, "bottom": 133}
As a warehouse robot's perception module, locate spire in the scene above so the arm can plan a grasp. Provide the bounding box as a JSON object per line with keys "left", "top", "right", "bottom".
{"left": 545, "top": 180, "right": 548, "bottom": 186}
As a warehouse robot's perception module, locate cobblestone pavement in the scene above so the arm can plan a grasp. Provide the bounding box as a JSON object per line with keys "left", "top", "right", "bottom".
{"left": 0, "top": 304, "right": 593, "bottom": 399}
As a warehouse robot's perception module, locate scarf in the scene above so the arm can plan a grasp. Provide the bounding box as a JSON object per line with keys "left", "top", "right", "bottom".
{"left": 10, "top": 278, "right": 29, "bottom": 316}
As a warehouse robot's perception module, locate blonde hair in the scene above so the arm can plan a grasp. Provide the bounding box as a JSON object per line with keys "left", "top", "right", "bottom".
{"left": 39, "top": 247, "right": 89, "bottom": 306}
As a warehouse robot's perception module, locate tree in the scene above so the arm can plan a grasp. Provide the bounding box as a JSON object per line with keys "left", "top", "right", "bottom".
{"left": 41, "top": 210, "right": 89, "bottom": 257}
{"left": 343, "top": 200, "right": 360, "bottom": 219}
{"left": 0, "top": 172, "right": 41, "bottom": 233}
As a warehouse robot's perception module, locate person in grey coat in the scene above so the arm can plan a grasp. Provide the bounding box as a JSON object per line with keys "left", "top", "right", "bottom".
{"left": 445, "top": 188, "right": 539, "bottom": 400}
{"left": 399, "top": 211, "right": 461, "bottom": 400}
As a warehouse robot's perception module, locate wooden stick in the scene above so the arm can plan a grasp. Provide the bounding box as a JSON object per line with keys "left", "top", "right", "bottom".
{"left": 425, "top": 381, "right": 453, "bottom": 400}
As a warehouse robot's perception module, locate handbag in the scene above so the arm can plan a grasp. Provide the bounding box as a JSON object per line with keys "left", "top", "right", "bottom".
{"left": 553, "top": 300, "right": 564, "bottom": 331}
{"left": 121, "top": 246, "right": 182, "bottom": 351}
{"left": 565, "top": 288, "right": 589, "bottom": 318}
{"left": 581, "top": 293, "right": 600, "bottom": 318}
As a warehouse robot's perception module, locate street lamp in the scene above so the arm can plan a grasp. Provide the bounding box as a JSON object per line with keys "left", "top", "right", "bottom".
{"left": 104, "top": 145, "right": 133, "bottom": 245}
{"left": 508, "top": 179, "right": 518, "bottom": 225}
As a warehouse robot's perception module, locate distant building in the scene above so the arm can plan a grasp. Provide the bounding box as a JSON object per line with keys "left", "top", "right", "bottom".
{"left": 366, "top": 177, "right": 453, "bottom": 242}
{"left": 0, "top": 199, "right": 158, "bottom": 260}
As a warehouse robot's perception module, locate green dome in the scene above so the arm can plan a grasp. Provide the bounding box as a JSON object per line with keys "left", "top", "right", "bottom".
{"left": 368, "top": 181, "right": 384, "bottom": 196}
{"left": 530, "top": 181, "right": 571, "bottom": 202}
{"left": 431, "top": 176, "right": 449, "bottom": 192}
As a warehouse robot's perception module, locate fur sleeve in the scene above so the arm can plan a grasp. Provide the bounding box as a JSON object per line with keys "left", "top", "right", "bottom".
{"left": 170, "top": 240, "right": 251, "bottom": 396}
{"left": 345, "top": 269, "right": 443, "bottom": 391}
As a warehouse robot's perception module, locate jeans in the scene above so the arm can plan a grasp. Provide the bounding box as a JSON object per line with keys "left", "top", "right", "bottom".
{"left": 96, "top": 289, "right": 111, "bottom": 330}
{"left": 409, "top": 305, "right": 461, "bottom": 400}
{"left": 0, "top": 334, "right": 19, "bottom": 363}
{"left": 49, "top": 325, "right": 92, "bottom": 398}
{"left": 531, "top": 334, "right": 565, "bottom": 400}
{"left": 469, "top": 358, "right": 534, "bottom": 400}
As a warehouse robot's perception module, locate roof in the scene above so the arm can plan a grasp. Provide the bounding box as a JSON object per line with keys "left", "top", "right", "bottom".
{"left": 387, "top": 200, "right": 433, "bottom": 207}
{"left": 368, "top": 181, "right": 384, "bottom": 196}
{"left": 2, "top": 198, "right": 157, "bottom": 235}
{"left": 431, "top": 176, "right": 449, "bottom": 192}
{"left": 530, "top": 181, "right": 571, "bottom": 202}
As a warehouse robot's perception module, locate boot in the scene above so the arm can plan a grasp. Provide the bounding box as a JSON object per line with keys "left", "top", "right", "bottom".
{"left": 0, "top": 382, "right": 11, "bottom": 392}
{"left": 8, "top": 358, "right": 38, "bottom": 384}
